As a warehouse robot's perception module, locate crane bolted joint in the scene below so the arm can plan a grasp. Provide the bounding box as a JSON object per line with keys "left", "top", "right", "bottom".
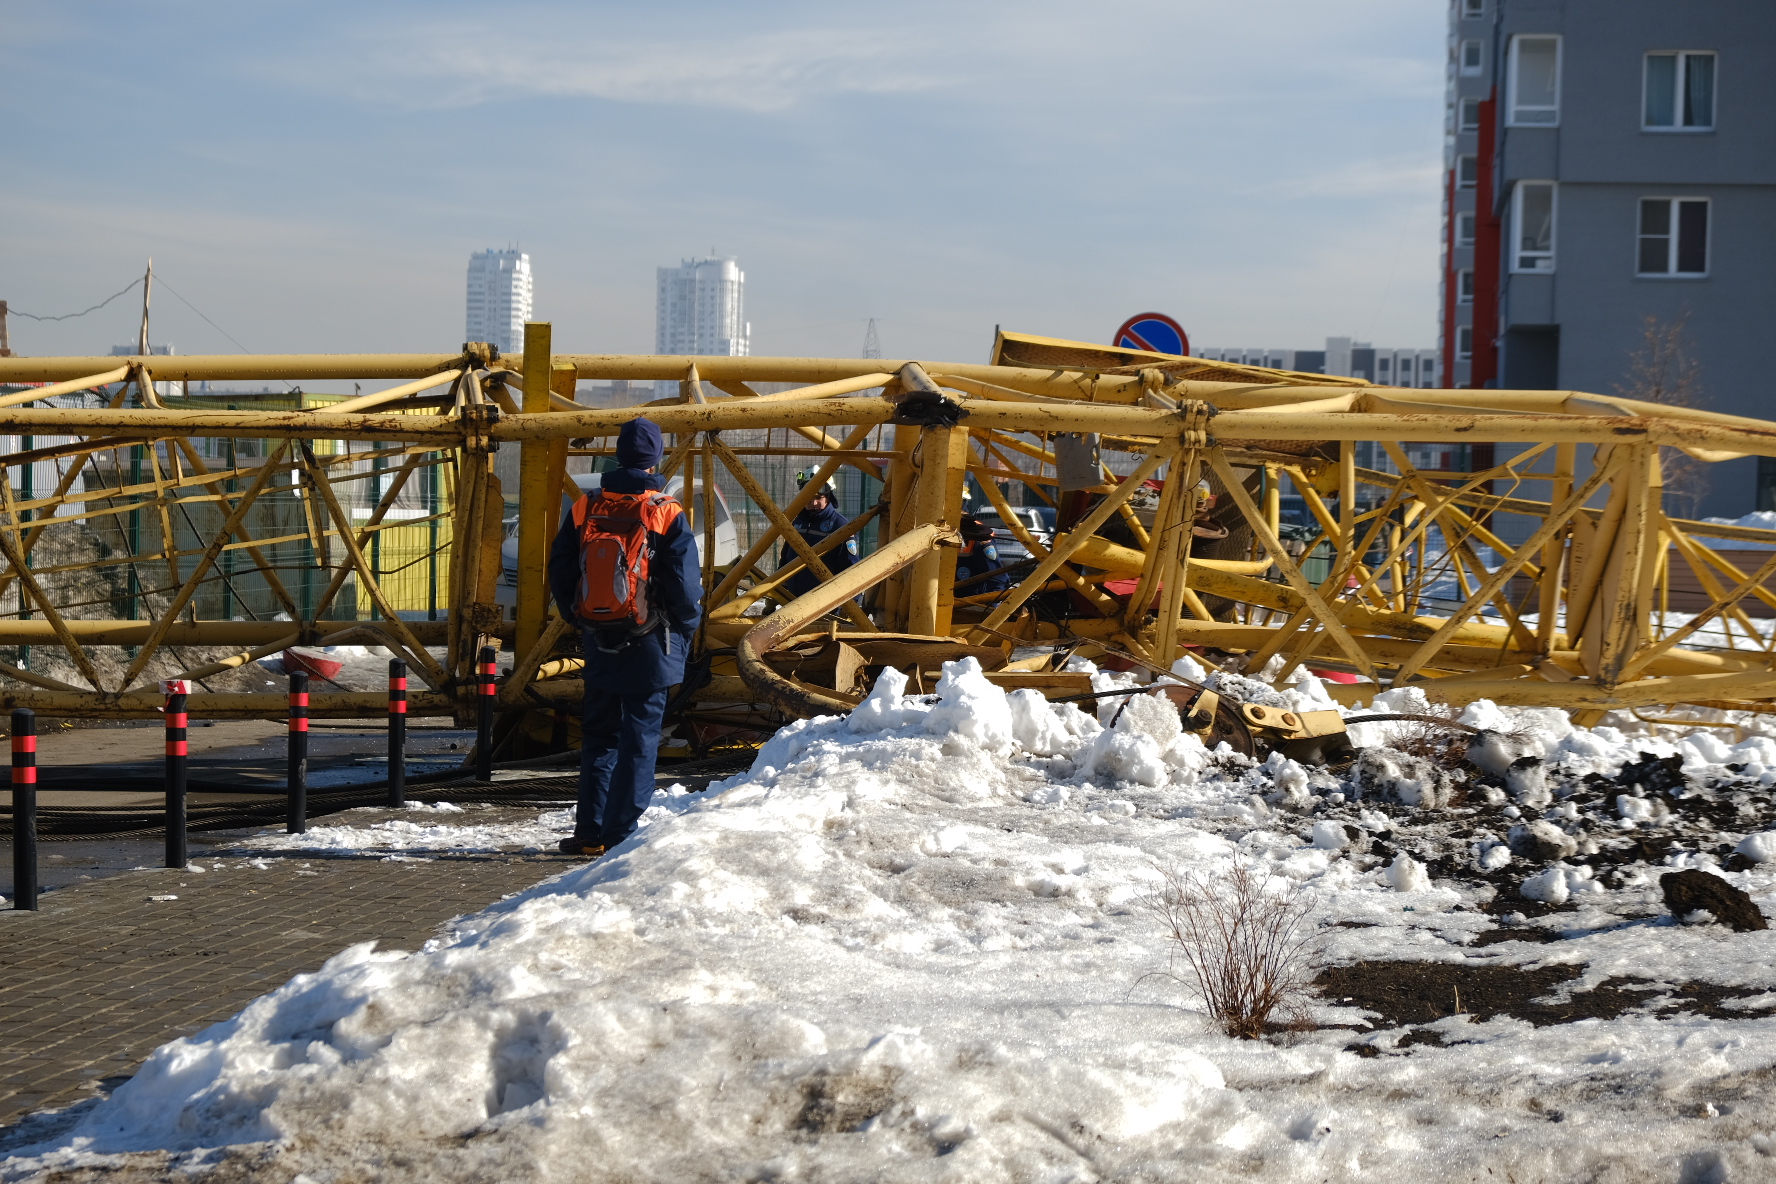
{"left": 1179, "top": 399, "right": 1217, "bottom": 449}
{"left": 460, "top": 403, "right": 501, "bottom": 451}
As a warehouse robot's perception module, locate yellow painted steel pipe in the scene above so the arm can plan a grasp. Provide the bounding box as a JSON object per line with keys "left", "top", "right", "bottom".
{"left": 0, "top": 407, "right": 461, "bottom": 442}
{"left": 516, "top": 322, "right": 554, "bottom": 660}
{"left": 0, "top": 365, "right": 132, "bottom": 409}
{"left": 1205, "top": 410, "right": 1776, "bottom": 455}
{"left": 494, "top": 397, "right": 899, "bottom": 439}
{"left": 738, "top": 523, "right": 956, "bottom": 718}
{"left": 0, "top": 354, "right": 478, "bottom": 383}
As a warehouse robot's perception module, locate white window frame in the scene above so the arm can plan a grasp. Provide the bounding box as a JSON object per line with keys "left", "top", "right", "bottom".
{"left": 1459, "top": 97, "right": 1481, "bottom": 131}
{"left": 1457, "top": 326, "right": 1474, "bottom": 360}
{"left": 1457, "top": 213, "right": 1477, "bottom": 246}
{"left": 1460, "top": 40, "right": 1484, "bottom": 75}
{"left": 1457, "top": 269, "right": 1475, "bottom": 303}
{"left": 1636, "top": 196, "right": 1711, "bottom": 278}
{"left": 1460, "top": 0, "right": 1484, "bottom": 17}
{"left": 1511, "top": 181, "right": 1557, "bottom": 273}
{"left": 1506, "top": 35, "right": 1561, "bottom": 126}
{"left": 1642, "top": 51, "right": 1717, "bottom": 132}
{"left": 1457, "top": 155, "right": 1478, "bottom": 188}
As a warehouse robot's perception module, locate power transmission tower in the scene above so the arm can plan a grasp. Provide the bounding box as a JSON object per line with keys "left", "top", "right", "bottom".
{"left": 137, "top": 258, "right": 153, "bottom": 355}
{"left": 861, "top": 318, "right": 881, "bottom": 360}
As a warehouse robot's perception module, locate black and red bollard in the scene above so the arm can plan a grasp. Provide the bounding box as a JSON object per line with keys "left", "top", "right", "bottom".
{"left": 387, "top": 658, "right": 407, "bottom": 808}
{"left": 476, "top": 646, "right": 496, "bottom": 783}
{"left": 287, "top": 670, "right": 309, "bottom": 834}
{"left": 164, "top": 680, "right": 189, "bottom": 868}
{"left": 11, "top": 708, "right": 37, "bottom": 910}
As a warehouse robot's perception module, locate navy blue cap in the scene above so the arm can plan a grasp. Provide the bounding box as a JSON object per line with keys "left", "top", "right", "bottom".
{"left": 617, "top": 417, "right": 664, "bottom": 470}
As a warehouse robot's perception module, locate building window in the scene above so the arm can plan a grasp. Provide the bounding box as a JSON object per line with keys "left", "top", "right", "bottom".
{"left": 1644, "top": 52, "right": 1716, "bottom": 130}
{"left": 1457, "top": 155, "right": 1478, "bottom": 188}
{"left": 1457, "top": 213, "right": 1477, "bottom": 245}
{"left": 1461, "top": 0, "right": 1483, "bottom": 16}
{"left": 1458, "top": 269, "right": 1475, "bottom": 302}
{"left": 1508, "top": 36, "right": 1560, "bottom": 125}
{"left": 1638, "top": 198, "right": 1710, "bottom": 276}
{"left": 1459, "top": 97, "right": 1481, "bottom": 131}
{"left": 1457, "top": 327, "right": 1474, "bottom": 359}
{"left": 1512, "top": 181, "right": 1556, "bottom": 271}
{"left": 1460, "top": 40, "right": 1483, "bottom": 75}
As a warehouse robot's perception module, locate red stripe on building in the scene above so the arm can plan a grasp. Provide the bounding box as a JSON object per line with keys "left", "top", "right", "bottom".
{"left": 1470, "top": 90, "right": 1501, "bottom": 390}
{"left": 1441, "top": 165, "right": 1460, "bottom": 388}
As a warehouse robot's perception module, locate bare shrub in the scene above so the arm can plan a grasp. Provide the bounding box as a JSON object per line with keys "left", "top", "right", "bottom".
{"left": 1615, "top": 313, "right": 1708, "bottom": 518}
{"left": 1142, "top": 860, "right": 1320, "bottom": 1039}
{"left": 1382, "top": 705, "right": 1471, "bottom": 770}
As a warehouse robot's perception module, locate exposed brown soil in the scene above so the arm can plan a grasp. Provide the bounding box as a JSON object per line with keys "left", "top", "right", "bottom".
{"left": 1318, "top": 958, "right": 1776, "bottom": 1039}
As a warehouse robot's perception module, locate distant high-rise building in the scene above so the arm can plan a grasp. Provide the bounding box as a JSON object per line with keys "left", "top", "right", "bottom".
{"left": 465, "top": 249, "right": 532, "bottom": 357}
{"left": 655, "top": 257, "right": 749, "bottom": 357}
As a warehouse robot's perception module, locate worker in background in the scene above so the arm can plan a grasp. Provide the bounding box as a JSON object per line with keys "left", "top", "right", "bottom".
{"left": 955, "top": 514, "right": 1012, "bottom": 594}
{"left": 1188, "top": 478, "right": 1229, "bottom": 554}
{"left": 548, "top": 417, "right": 702, "bottom": 859}
{"left": 778, "top": 472, "right": 856, "bottom": 599}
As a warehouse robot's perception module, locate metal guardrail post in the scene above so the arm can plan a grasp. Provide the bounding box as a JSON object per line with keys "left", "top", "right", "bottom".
{"left": 287, "top": 671, "right": 308, "bottom": 834}
{"left": 476, "top": 646, "right": 496, "bottom": 782}
{"left": 11, "top": 708, "right": 37, "bottom": 910}
{"left": 163, "top": 680, "right": 189, "bottom": 868}
{"left": 387, "top": 658, "right": 406, "bottom": 808}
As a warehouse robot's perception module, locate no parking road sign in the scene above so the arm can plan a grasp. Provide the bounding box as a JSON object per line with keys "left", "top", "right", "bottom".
{"left": 1114, "top": 312, "right": 1189, "bottom": 357}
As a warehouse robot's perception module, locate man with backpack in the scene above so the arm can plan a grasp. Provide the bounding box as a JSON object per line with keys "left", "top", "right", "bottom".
{"left": 547, "top": 417, "right": 702, "bottom": 858}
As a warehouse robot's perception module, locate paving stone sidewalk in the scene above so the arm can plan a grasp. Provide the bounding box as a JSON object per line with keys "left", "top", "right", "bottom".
{"left": 0, "top": 846, "right": 577, "bottom": 1128}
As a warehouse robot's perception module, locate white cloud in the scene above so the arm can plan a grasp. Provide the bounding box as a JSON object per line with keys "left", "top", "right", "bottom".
{"left": 1247, "top": 155, "right": 1445, "bottom": 201}
{"left": 269, "top": 21, "right": 954, "bottom": 112}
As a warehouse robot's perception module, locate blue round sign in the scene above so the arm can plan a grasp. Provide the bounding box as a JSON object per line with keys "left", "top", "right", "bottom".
{"left": 1114, "top": 313, "right": 1189, "bottom": 357}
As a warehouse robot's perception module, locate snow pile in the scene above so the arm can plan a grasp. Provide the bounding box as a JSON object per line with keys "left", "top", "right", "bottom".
{"left": 1700, "top": 510, "right": 1776, "bottom": 549}
{"left": 236, "top": 806, "right": 572, "bottom": 855}
{"left": 235, "top": 796, "right": 685, "bottom": 857}
{"left": 12, "top": 659, "right": 1776, "bottom": 1181}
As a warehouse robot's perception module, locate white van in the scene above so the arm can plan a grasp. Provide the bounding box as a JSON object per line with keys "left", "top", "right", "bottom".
{"left": 496, "top": 473, "right": 740, "bottom": 612}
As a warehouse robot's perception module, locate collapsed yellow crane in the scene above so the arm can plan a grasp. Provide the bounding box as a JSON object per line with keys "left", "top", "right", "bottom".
{"left": 1, "top": 327, "right": 1774, "bottom": 746}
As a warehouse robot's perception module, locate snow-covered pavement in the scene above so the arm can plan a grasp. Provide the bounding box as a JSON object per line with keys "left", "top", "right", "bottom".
{"left": 10, "top": 659, "right": 1776, "bottom": 1182}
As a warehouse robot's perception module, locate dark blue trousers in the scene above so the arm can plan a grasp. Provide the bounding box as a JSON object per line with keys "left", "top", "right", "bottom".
{"left": 578, "top": 686, "right": 669, "bottom": 849}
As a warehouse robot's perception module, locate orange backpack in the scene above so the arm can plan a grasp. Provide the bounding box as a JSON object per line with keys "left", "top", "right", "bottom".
{"left": 571, "top": 490, "right": 684, "bottom": 632}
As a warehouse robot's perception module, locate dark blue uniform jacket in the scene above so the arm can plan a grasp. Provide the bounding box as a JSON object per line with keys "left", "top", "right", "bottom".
{"left": 777, "top": 501, "right": 856, "bottom": 599}
{"left": 548, "top": 468, "right": 703, "bottom": 692}
{"left": 957, "top": 538, "right": 1011, "bottom": 593}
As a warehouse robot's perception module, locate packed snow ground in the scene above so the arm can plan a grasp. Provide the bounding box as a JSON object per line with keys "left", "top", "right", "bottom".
{"left": 11, "top": 659, "right": 1776, "bottom": 1182}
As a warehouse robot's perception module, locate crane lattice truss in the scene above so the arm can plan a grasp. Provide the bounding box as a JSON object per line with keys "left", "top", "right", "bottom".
{"left": 3, "top": 332, "right": 1776, "bottom": 728}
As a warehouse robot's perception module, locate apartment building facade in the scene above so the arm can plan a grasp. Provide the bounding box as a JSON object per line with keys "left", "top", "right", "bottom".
{"left": 1440, "top": 0, "right": 1776, "bottom": 515}
{"left": 1194, "top": 338, "right": 1441, "bottom": 387}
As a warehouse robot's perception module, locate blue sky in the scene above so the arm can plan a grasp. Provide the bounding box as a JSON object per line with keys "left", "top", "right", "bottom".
{"left": 4, "top": 0, "right": 1446, "bottom": 379}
